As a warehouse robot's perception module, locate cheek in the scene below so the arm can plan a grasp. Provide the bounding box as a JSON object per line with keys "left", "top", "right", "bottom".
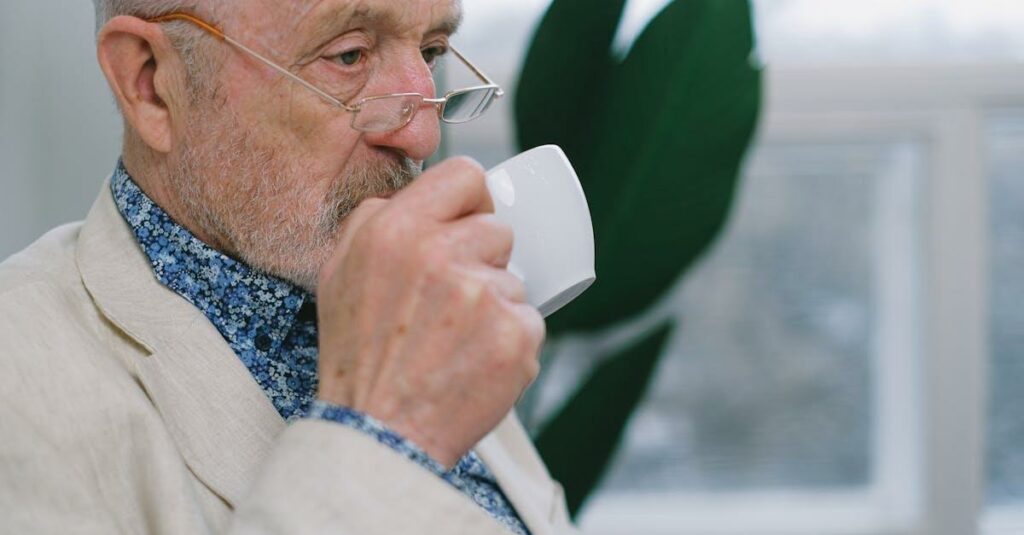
{"left": 216, "top": 61, "right": 271, "bottom": 114}
{"left": 264, "top": 83, "right": 364, "bottom": 169}
{"left": 219, "top": 60, "right": 329, "bottom": 147}
{"left": 210, "top": 62, "right": 365, "bottom": 197}
{"left": 284, "top": 105, "right": 366, "bottom": 185}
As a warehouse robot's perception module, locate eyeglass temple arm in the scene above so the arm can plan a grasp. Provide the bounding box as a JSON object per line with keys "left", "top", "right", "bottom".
{"left": 147, "top": 13, "right": 503, "bottom": 106}
{"left": 447, "top": 45, "right": 504, "bottom": 98}
{"left": 145, "top": 13, "right": 356, "bottom": 111}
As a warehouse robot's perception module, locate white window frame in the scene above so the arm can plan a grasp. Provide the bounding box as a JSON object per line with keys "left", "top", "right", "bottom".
{"left": 576, "top": 64, "right": 1024, "bottom": 535}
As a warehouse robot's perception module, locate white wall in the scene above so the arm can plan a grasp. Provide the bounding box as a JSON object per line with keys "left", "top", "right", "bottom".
{"left": 0, "top": 1, "right": 122, "bottom": 259}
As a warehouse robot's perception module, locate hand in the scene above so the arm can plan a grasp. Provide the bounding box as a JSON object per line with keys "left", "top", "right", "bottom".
{"left": 315, "top": 157, "right": 545, "bottom": 468}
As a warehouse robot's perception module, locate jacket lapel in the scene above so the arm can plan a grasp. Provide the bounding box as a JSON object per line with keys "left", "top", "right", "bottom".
{"left": 76, "top": 181, "right": 284, "bottom": 507}
{"left": 477, "top": 415, "right": 563, "bottom": 535}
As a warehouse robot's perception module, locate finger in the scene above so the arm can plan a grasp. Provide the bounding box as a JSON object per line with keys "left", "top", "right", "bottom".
{"left": 512, "top": 301, "right": 546, "bottom": 348}
{"left": 478, "top": 266, "right": 528, "bottom": 304}
{"left": 441, "top": 214, "right": 514, "bottom": 268}
{"left": 509, "top": 301, "right": 545, "bottom": 380}
{"left": 320, "top": 197, "right": 390, "bottom": 283}
{"left": 392, "top": 156, "right": 494, "bottom": 222}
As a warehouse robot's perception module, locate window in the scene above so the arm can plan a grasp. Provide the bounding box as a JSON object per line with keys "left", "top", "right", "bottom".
{"left": 594, "top": 141, "right": 922, "bottom": 495}
{"left": 450, "top": 1, "right": 1021, "bottom": 534}
{"left": 541, "top": 102, "right": 930, "bottom": 535}
{"left": 984, "top": 110, "right": 1024, "bottom": 533}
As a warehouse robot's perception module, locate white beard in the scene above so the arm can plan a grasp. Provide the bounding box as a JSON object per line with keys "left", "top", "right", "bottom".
{"left": 168, "top": 113, "right": 420, "bottom": 292}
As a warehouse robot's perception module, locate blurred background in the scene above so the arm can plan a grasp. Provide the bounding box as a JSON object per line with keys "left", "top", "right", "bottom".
{"left": 2, "top": 1, "right": 1022, "bottom": 534}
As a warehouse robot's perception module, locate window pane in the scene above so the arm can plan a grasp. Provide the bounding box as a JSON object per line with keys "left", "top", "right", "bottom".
{"left": 583, "top": 141, "right": 922, "bottom": 496}
{"left": 753, "top": 0, "right": 1024, "bottom": 64}
{"left": 986, "top": 110, "right": 1024, "bottom": 506}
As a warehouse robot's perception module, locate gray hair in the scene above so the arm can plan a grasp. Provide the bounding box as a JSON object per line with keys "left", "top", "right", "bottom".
{"left": 91, "top": 0, "right": 221, "bottom": 101}
{"left": 91, "top": 0, "right": 198, "bottom": 34}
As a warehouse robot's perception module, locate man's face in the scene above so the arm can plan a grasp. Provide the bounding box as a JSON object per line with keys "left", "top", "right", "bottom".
{"left": 168, "top": 0, "right": 461, "bottom": 291}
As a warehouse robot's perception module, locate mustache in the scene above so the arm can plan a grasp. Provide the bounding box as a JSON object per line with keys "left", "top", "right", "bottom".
{"left": 323, "top": 155, "right": 421, "bottom": 229}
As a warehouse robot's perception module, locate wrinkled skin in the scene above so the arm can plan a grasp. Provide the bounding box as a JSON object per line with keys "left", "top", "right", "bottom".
{"left": 96, "top": 0, "right": 544, "bottom": 467}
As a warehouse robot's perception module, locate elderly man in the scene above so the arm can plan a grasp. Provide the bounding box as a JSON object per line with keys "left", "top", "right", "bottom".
{"left": 0, "top": 0, "right": 577, "bottom": 533}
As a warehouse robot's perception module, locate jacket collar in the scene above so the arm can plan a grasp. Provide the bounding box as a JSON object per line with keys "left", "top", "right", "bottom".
{"left": 108, "top": 163, "right": 317, "bottom": 421}
{"left": 109, "top": 163, "right": 313, "bottom": 363}
{"left": 77, "top": 179, "right": 284, "bottom": 506}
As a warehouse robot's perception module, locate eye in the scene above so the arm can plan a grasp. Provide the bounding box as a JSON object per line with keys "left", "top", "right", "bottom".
{"left": 331, "top": 49, "right": 365, "bottom": 67}
{"left": 421, "top": 45, "right": 448, "bottom": 67}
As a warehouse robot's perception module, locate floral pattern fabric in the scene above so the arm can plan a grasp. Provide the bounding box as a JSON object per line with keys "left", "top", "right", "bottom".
{"left": 111, "top": 162, "right": 529, "bottom": 535}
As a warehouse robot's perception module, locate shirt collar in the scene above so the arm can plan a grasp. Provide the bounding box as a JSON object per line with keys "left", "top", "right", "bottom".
{"left": 110, "top": 160, "right": 313, "bottom": 356}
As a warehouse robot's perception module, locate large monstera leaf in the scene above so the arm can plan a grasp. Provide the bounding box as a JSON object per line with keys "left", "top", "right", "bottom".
{"left": 515, "top": 0, "right": 762, "bottom": 514}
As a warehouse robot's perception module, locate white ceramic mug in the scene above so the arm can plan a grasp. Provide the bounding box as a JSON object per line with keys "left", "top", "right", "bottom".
{"left": 485, "top": 145, "right": 596, "bottom": 317}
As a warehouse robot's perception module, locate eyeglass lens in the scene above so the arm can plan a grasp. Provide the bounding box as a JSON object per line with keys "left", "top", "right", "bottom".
{"left": 349, "top": 87, "right": 498, "bottom": 133}
{"left": 442, "top": 87, "right": 498, "bottom": 123}
{"left": 352, "top": 95, "right": 422, "bottom": 133}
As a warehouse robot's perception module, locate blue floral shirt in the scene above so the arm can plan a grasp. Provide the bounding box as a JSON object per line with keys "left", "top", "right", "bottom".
{"left": 111, "top": 162, "right": 529, "bottom": 535}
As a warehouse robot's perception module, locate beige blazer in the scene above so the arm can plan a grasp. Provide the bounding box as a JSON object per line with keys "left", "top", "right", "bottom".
{"left": 0, "top": 181, "right": 578, "bottom": 535}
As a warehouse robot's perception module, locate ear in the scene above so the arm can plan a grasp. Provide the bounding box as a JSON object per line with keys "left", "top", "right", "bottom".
{"left": 96, "top": 16, "right": 188, "bottom": 154}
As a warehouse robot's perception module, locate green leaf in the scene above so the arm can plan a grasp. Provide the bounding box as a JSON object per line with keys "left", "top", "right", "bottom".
{"left": 516, "top": 0, "right": 762, "bottom": 512}
{"left": 534, "top": 323, "right": 674, "bottom": 516}
{"left": 517, "top": 0, "right": 762, "bottom": 334}
{"left": 515, "top": 0, "right": 629, "bottom": 161}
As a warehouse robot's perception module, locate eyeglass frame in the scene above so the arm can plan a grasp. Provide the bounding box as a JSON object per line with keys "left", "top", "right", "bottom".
{"left": 145, "top": 12, "right": 505, "bottom": 133}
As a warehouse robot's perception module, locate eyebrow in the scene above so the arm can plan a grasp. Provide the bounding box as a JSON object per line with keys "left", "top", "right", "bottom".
{"left": 431, "top": 7, "right": 464, "bottom": 36}
{"left": 432, "top": 0, "right": 464, "bottom": 35}
{"left": 306, "top": 1, "right": 464, "bottom": 49}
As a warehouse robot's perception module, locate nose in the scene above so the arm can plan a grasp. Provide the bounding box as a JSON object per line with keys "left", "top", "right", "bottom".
{"left": 360, "top": 52, "right": 441, "bottom": 162}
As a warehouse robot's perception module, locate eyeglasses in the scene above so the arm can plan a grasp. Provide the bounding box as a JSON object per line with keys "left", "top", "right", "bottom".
{"left": 146, "top": 12, "right": 504, "bottom": 133}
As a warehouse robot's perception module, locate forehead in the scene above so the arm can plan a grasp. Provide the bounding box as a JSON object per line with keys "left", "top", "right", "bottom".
{"left": 248, "top": 0, "right": 463, "bottom": 42}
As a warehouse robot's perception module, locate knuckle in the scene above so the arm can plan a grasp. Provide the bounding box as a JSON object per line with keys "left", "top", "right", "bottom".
{"left": 359, "top": 211, "right": 388, "bottom": 239}
{"left": 487, "top": 272, "right": 526, "bottom": 304}
{"left": 351, "top": 223, "right": 383, "bottom": 256}
{"left": 447, "top": 156, "right": 486, "bottom": 178}
{"left": 518, "top": 306, "right": 546, "bottom": 349}
{"left": 456, "top": 272, "right": 486, "bottom": 308}
{"left": 523, "top": 354, "right": 541, "bottom": 383}
{"left": 369, "top": 213, "right": 409, "bottom": 247}
{"left": 448, "top": 157, "right": 489, "bottom": 207}
{"left": 494, "top": 304, "right": 545, "bottom": 365}
{"left": 506, "top": 273, "right": 528, "bottom": 303}
{"left": 484, "top": 216, "right": 514, "bottom": 247}
{"left": 418, "top": 235, "right": 451, "bottom": 270}
{"left": 471, "top": 215, "right": 514, "bottom": 266}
